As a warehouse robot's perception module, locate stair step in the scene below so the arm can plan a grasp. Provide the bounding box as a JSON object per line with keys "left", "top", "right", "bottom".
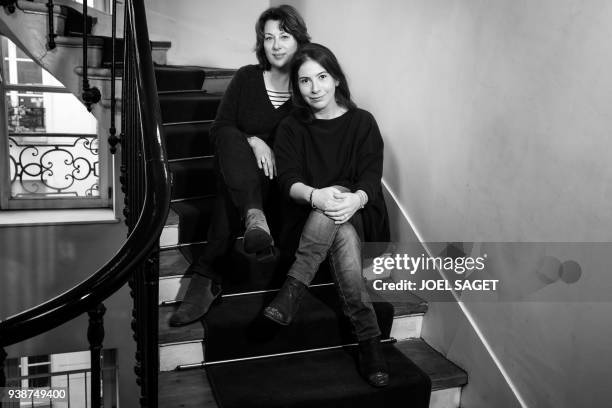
{"left": 158, "top": 338, "right": 465, "bottom": 408}
{"left": 206, "top": 285, "right": 394, "bottom": 362}
{"left": 169, "top": 197, "right": 215, "bottom": 246}
{"left": 63, "top": 6, "right": 95, "bottom": 36}
{"left": 155, "top": 65, "right": 207, "bottom": 92}
{"left": 160, "top": 91, "right": 222, "bottom": 123}
{"left": 169, "top": 157, "right": 216, "bottom": 200}
{"left": 163, "top": 121, "right": 214, "bottom": 160}
{"left": 157, "top": 285, "right": 426, "bottom": 357}
{"left": 395, "top": 339, "right": 467, "bottom": 392}
{"left": 200, "top": 67, "right": 236, "bottom": 93}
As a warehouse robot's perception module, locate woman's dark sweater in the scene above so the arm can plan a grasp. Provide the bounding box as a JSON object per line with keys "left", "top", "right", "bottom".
{"left": 274, "top": 108, "right": 390, "bottom": 253}
{"left": 209, "top": 64, "right": 293, "bottom": 147}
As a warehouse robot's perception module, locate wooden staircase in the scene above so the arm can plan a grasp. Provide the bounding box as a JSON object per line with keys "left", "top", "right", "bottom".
{"left": 154, "top": 65, "right": 467, "bottom": 408}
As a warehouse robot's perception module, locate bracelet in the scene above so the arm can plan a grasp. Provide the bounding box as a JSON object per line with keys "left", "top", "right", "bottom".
{"left": 357, "top": 190, "right": 368, "bottom": 209}
{"left": 309, "top": 188, "right": 317, "bottom": 209}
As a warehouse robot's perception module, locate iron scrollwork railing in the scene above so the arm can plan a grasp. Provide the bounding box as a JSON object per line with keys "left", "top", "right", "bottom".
{"left": 0, "top": 1, "right": 170, "bottom": 408}
{"left": 8, "top": 134, "right": 99, "bottom": 198}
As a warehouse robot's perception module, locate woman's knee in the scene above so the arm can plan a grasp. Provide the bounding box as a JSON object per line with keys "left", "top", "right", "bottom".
{"left": 331, "top": 223, "right": 361, "bottom": 259}
{"left": 335, "top": 223, "right": 360, "bottom": 245}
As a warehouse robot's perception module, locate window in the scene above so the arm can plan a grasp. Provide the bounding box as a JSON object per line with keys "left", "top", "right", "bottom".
{"left": 0, "top": 36, "right": 111, "bottom": 210}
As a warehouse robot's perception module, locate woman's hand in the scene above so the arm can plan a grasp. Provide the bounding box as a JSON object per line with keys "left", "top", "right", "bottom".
{"left": 248, "top": 136, "right": 276, "bottom": 179}
{"left": 324, "top": 192, "right": 361, "bottom": 224}
{"left": 311, "top": 187, "right": 343, "bottom": 211}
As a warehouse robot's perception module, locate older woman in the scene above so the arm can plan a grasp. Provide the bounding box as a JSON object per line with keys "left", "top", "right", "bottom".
{"left": 264, "top": 43, "right": 391, "bottom": 387}
{"left": 170, "top": 5, "right": 310, "bottom": 327}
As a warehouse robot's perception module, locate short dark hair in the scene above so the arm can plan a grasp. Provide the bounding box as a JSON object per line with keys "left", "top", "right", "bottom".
{"left": 254, "top": 5, "right": 310, "bottom": 70}
{"left": 290, "top": 43, "right": 357, "bottom": 122}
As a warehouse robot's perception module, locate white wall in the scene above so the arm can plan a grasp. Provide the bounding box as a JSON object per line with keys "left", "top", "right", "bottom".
{"left": 274, "top": 0, "right": 612, "bottom": 407}
{"left": 145, "top": 0, "right": 270, "bottom": 67}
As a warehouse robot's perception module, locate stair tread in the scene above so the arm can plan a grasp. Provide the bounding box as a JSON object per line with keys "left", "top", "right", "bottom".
{"left": 158, "top": 285, "right": 426, "bottom": 347}
{"left": 159, "top": 304, "right": 204, "bottom": 344}
{"left": 395, "top": 339, "right": 467, "bottom": 391}
{"left": 163, "top": 121, "right": 213, "bottom": 159}
{"left": 158, "top": 338, "right": 464, "bottom": 408}
{"left": 170, "top": 197, "right": 215, "bottom": 245}
{"left": 203, "top": 285, "right": 394, "bottom": 361}
{"left": 169, "top": 157, "right": 216, "bottom": 200}
{"left": 160, "top": 92, "right": 222, "bottom": 123}
{"left": 156, "top": 65, "right": 207, "bottom": 92}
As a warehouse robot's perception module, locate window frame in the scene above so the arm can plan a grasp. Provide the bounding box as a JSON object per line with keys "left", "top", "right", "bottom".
{"left": 0, "top": 36, "right": 112, "bottom": 210}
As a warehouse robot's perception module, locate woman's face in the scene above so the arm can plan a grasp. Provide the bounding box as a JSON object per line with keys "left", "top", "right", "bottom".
{"left": 263, "top": 20, "right": 298, "bottom": 70}
{"left": 297, "top": 58, "right": 340, "bottom": 117}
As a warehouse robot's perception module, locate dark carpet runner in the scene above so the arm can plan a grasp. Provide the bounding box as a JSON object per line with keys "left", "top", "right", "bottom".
{"left": 207, "top": 345, "right": 431, "bottom": 408}
{"left": 156, "top": 63, "right": 432, "bottom": 407}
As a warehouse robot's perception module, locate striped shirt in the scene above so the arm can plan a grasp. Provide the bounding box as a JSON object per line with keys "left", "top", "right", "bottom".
{"left": 266, "top": 89, "right": 291, "bottom": 109}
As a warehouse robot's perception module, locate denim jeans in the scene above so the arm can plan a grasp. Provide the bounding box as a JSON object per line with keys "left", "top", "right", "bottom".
{"left": 287, "top": 208, "right": 381, "bottom": 341}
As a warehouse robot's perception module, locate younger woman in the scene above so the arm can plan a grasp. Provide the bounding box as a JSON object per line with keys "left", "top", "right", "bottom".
{"left": 264, "top": 43, "right": 390, "bottom": 387}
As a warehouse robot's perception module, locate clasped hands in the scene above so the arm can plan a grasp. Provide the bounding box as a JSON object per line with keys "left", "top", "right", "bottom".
{"left": 312, "top": 186, "right": 361, "bottom": 224}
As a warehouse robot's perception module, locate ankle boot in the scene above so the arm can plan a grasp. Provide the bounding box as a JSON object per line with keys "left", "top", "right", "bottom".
{"left": 263, "top": 276, "right": 307, "bottom": 325}
{"left": 358, "top": 336, "right": 390, "bottom": 387}
{"left": 169, "top": 273, "right": 222, "bottom": 327}
{"left": 244, "top": 208, "right": 273, "bottom": 253}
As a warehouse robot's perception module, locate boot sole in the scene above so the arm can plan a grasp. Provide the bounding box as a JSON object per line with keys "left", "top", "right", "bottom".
{"left": 262, "top": 306, "right": 291, "bottom": 326}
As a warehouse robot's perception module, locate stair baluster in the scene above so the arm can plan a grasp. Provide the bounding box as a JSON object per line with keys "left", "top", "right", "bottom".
{"left": 87, "top": 303, "right": 106, "bottom": 408}
{"left": 0, "top": 347, "right": 6, "bottom": 390}
{"left": 108, "top": 0, "right": 119, "bottom": 154}
{"left": 81, "top": 0, "right": 101, "bottom": 111}
{"left": 46, "top": 0, "right": 56, "bottom": 49}
{"left": 122, "top": 0, "right": 163, "bottom": 405}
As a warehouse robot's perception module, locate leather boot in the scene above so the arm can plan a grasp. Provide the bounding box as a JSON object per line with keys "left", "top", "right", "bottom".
{"left": 263, "top": 276, "right": 307, "bottom": 325}
{"left": 358, "top": 336, "right": 390, "bottom": 387}
{"left": 169, "top": 273, "right": 222, "bottom": 327}
{"left": 243, "top": 208, "right": 273, "bottom": 254}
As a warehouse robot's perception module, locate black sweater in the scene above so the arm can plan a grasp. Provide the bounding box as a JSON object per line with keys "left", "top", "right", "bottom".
{"left": 209, "top": 65, "right": 293, "bottom": 147}
{"left": 275, "top": 108, "right": 390, "bottom": 253}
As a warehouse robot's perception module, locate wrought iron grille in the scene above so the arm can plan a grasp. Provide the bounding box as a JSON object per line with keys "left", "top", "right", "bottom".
{"left": 8, "top": 133, "right": 100, "bottom": 199}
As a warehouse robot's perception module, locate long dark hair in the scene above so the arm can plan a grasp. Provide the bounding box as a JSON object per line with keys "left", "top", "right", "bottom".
{"left": 290, "top": 43, "right": 357, "bottom": 122}
{"left": 254, "top": 5, "right": 310, "bottom": 70}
